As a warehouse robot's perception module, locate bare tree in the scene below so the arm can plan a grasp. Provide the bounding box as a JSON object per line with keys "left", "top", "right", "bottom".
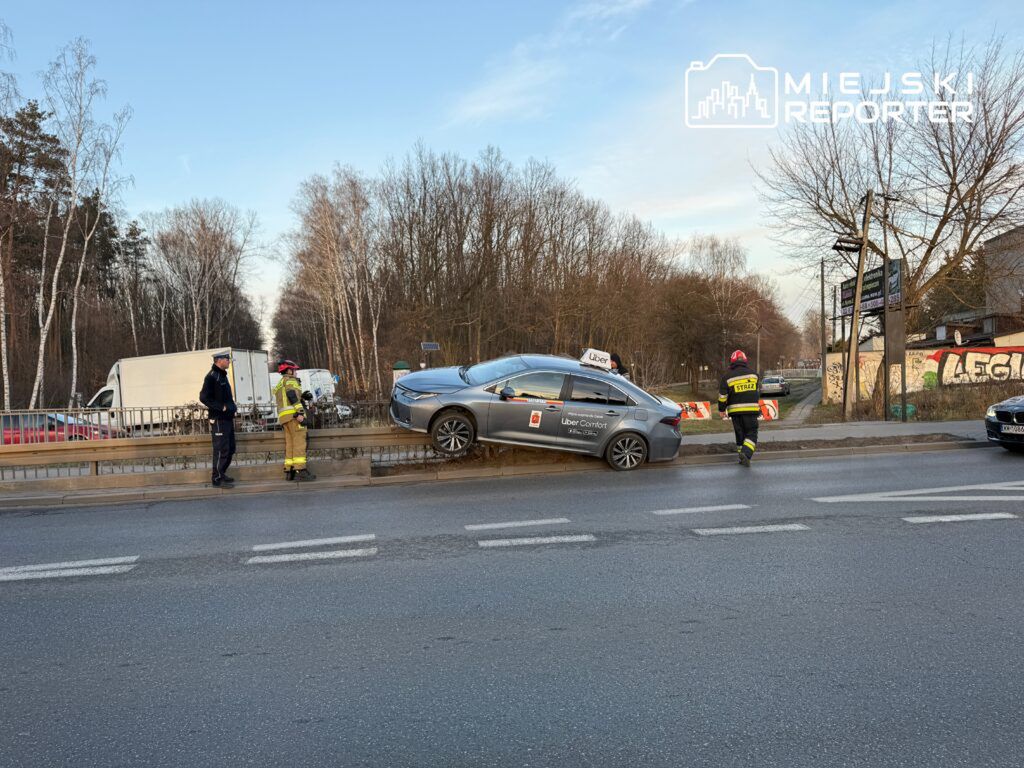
{"left": 67, "top": 106, "right": 130, "bottom": 405}
{"left": 758, "top": 36, "right": 1024, "bottom": 331}
{"left": 28, "top": 39, "right": 105, "bottom": 408}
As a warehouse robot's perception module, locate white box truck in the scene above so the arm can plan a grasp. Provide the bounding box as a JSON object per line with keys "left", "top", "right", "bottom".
{"left": 85, "top": 348, "right": 273, "bottom": 430}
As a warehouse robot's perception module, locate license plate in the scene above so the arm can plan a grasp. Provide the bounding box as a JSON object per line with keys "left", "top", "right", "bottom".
{"left": 1002, "top": 424, "right": 1024, "bottom": 434}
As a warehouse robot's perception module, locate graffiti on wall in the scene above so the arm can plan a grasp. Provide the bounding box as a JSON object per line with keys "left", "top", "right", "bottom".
{"left": 823, "top": 346, "right": 1024, "bottom": 403}
{"left": 931, "top": 347, "right": 1024, "bottom": 385}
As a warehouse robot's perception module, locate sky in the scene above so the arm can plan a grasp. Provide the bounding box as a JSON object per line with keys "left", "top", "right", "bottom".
{"left": 3, "top": 0, "right": 1024, "bottom": 333}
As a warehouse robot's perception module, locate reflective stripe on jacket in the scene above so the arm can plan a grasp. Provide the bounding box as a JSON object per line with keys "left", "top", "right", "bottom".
{"left": 274, "top": 375, "right": 304, "bottom": 424}
{"left": 718, "top": 363, "right": 760, "bottom": 416}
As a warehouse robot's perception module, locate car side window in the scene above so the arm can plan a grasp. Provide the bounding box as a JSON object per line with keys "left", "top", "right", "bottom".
{"left": 507, "top": 372, "right": 566, "bottom": 401}
{"left": 607, "top": 385, "right": 631, "bottom": 407}
{"left": 569, "top": 376, "right": 608, "bottom": 405}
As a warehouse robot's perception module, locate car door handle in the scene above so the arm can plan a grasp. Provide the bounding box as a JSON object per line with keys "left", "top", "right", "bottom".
{"left": 605, "top": 410, "right": 620, "bottom": 416}
{"left": 545, "top": 405, "right": 560, "bottom": 411}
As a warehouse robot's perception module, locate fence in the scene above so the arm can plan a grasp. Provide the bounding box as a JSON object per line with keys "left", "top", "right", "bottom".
{"left": 0, "top": 401, "right": 392, "bottom": 445}
{"left": 764, "top": 369, "right": 822, "bottom": 379}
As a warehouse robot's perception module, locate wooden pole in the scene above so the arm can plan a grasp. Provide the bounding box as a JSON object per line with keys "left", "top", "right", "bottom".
{"left": 842, "top": 190, "right": 873, "bottom": 421}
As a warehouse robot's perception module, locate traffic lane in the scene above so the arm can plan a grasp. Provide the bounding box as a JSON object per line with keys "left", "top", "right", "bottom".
{"left": 0, "top": 447, "right": 1017, "bottom": 569}
{"left": 2, "top": 519, "right": 1022, "bottom": 767}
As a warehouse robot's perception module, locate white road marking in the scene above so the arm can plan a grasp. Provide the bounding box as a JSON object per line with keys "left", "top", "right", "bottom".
{"left": 902, "top": 513, "right": 1018, "bottom": 524}
{"left": 246, "top": 547, "right": 378, "bottom": 565}
{"left": 692, "top": 523, "right": 809, "bottom": 536}
{"left": 478, "top": 534, "right": 596, "bottom": 548}
{"left": 651, "top": 504, "right": 751, "bottom": 516}
{"left": 815, "top": 480, "right": 1024, "bottom": 503}
{"left": 251, "top": 534, "right": 376, "bottom": 552}
{"left": 0, "top": 556, "right": 139, "bottom": 574}
{"left": 0, "top": 565, "right": 136, "bottom": 582}
{"left": 464, "top": 517, "right": 570, "bottom": 531}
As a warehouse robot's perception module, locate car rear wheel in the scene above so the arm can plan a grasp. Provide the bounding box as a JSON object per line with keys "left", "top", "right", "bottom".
{"left": 431, "top": 411, "right": 475, "bottom": 455}
{"left": 606, "top": 432, "right": 647, "bottom": 471}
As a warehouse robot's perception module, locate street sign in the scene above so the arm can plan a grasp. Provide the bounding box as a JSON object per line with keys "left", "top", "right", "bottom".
{"left": 420, "top": 342, "right": 441, "bottom": 352}
{"left": 840, "top": 259, "right": 902, "bottom": 316}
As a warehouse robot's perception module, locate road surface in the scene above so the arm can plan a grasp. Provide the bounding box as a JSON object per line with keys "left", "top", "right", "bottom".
{"left": 1, "top": 447, "right": 1022, "bottom": 767}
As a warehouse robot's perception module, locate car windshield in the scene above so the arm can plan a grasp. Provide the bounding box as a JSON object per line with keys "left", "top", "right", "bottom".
{"left": 464, "top": 356, "right": 530, "bottom": 385}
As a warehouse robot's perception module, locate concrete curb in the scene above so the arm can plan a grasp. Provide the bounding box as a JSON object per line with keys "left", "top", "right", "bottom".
{"left": 0, "top": 439, "right": 994, "bottom": 511}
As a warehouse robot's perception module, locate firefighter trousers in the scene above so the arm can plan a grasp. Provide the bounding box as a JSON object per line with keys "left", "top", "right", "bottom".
{"left": 731, "top": 413, "right": 758, "bottom": 461}
{"left": 282, "top": 419, "right": 308, "bottom": 472}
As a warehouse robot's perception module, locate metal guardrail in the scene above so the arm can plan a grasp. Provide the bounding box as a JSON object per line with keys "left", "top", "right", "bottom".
{"left": 0, "top": 401, "right": 392, "bottom": 444}
{"left": 0, "top": 426, "right": 433, "bottom": 483}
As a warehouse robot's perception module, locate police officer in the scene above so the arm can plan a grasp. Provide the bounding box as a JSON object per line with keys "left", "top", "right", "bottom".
{"left": 274, "top": 360, "right": 315, "bottom": 481}
{"left": 718, "top": 349, "right": 760, "bottom": 466}
{"left": 199, "top": 351, "right": 237, "bottom": 487}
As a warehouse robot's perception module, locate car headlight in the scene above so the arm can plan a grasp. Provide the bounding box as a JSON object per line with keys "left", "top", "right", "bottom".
{"left": 986, "top": 406, "right": 997, "bottom": 418}
{"left": 411, "top": 392, "right": 439, "bottom": 400}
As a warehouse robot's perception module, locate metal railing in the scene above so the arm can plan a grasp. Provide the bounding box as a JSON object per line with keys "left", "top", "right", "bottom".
{"left": 0, "top": 400, "right": 392, "bottom": 445}
{"left": 0, "top": 426, "right": 436, "bottom": 484}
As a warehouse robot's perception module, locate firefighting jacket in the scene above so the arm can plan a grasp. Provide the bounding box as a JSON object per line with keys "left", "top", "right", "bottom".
{"left": 274, "top": 374, "right": 305, "bottom": 425}
{"left": 718, "top": 362, "right": 760, "bottom": 416}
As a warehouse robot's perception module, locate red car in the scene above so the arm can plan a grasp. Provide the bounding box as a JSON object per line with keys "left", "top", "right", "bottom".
{"left": 1, "top": 414, "right": 113, "bottom": 445}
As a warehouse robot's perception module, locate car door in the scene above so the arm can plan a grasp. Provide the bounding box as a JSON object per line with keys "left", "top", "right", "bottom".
{"left": 485, "top": 371, "right": 566, "bottom": 447}
{"left": 558, "top": 375, "right": 630, "bottom": 453}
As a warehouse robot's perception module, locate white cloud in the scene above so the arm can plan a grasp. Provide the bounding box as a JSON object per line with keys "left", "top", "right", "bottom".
{"left": 446, "top": 0, "right": 654, "bottom": 126}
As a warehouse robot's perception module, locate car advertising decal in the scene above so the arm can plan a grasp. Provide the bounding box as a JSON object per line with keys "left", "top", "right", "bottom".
{"left": 529, "top": 410, "right": 542, "bottom": 428}
{"left": 561, "top": 410, "right": 610, "bottom": 438}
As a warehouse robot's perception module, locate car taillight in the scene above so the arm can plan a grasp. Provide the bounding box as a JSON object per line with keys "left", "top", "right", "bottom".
{"left": 660, "top": 414, "right": 681, "bottom": 427}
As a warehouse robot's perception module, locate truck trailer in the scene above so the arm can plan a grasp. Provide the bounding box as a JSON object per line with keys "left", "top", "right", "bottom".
{"left": 85, "top": 348, "right": 273, "bottom": 430}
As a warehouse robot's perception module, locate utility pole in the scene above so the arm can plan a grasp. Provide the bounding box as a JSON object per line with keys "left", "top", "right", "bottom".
{"left": 820, "top": 258, "right": 827, "bottom": 392}
{"left": 838, "top": 190, "right": 873, "bottom": 421}
{"left": 755, "top": 323, "right": 762, "bottom": 374}
{"left": 832, "top": 286, "right": 838, "bottom": 353}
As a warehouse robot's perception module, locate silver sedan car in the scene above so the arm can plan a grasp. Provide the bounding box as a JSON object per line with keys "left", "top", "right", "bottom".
{"left": 389, "top": 354, "right": 683, "bottom": 470}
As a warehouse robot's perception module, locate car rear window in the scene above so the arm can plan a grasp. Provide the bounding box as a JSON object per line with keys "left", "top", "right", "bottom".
{"left": 569, "top": 377, "right": 608, "bottom": 404}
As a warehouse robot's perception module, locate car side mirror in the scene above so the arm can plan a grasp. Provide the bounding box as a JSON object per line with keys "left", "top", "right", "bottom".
{"left": 499, "top": 386, "right": 515, "bottom": 400}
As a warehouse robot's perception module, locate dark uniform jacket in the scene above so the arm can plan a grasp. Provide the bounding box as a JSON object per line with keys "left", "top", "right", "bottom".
{"left": 717, "top": 362, "right": 760, "bottom": 416}
{"left": 199, "top": 365, "right": 237, "bottom": 419}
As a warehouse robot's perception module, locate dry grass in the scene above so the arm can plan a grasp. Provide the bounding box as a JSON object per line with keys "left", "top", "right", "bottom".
{"left": 808, "top": 381, "right": 1023, "bottom": 423}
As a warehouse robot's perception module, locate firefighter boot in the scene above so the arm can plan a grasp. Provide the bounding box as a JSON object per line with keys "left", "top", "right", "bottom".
{"left": 295, "top": 468, "right": 316, "bottom": 482}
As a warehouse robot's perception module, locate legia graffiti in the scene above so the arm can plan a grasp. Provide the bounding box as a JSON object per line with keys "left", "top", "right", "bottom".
{"left": 823, "top": 346, "right": 1024, "bottom": 403}
{"left": 930, "top": 346, "right": 1024, "bottom": 385}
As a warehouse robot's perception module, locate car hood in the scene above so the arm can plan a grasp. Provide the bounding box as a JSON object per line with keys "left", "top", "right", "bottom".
{"left": 396, "top": 367, "right": 467, "bottom": 394}
{"left": 995, "top": 395, "right": 1024, "bottom": 409}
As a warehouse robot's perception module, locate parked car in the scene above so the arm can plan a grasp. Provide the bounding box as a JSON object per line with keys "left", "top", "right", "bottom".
{"left": 1, "top": 413, "right": 113, "bottom": 445}
{"left": 985, "top": 396, "right": 1024, "bottom": 451}
{"left": 390, "top": 353, "right": 682, "bottom": 470}
{"left": 760, "top": 375, "right": 790, "bottom": 396}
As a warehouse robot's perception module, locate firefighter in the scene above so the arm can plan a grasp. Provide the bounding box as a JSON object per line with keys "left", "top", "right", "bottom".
{"left": 274, "top": 360, "right": 315, "bottom": 481}
{"left": 718, "top": 349, "right": 760, "bottom": 466}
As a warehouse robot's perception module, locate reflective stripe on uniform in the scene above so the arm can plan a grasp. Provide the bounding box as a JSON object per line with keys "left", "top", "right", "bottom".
{"left": 717, "top": 394, "right": 728, "bottom": 403}
{"left": 727, "top": 374, "right": 758, "bottom": 385}
{"left": 743, "top": 439, "right": 757, "bottom": 452}
{"left": 727, "top": 404, "right": 761, "bottom": 414}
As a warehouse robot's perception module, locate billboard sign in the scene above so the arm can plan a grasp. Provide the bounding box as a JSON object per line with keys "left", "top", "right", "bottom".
{"left": 840, "top": 259, "right": 902, "bottom": 317}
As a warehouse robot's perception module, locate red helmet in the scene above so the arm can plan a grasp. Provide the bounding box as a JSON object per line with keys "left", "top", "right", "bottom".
{"left": 730, "top": 349, "right": 747, "bottom": 364}
{"left": 277, "top": 359, "right": 299, "bottom": 374}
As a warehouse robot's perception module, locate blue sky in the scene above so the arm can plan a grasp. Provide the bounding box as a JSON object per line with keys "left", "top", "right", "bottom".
{"left": 3, "top": 0, "right": 1024, "bottom": 325}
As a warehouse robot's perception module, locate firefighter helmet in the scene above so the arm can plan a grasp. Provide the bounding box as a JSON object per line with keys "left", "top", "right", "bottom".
{"left": 730, "top": 349, "right": 748, "bottom": 364}
{"left": 277, "top": 359, "right": 300, "bottom": 374}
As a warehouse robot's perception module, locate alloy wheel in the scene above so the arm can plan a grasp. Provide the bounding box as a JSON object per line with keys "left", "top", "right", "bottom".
{"left": 611, "top": 436, "right": 644, "bottom": 469}
{"left": 437, "top": 418, "right": 471, "bottom": 453}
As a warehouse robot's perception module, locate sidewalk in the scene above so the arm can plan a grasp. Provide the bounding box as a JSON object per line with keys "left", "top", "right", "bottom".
{"left": 686, "top": 419, "right": 986, "bottom": 445}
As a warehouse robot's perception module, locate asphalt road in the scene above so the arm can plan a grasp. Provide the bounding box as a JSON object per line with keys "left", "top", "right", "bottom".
{"left": 2, "top": 447, "right": 1023, "bottom": 767}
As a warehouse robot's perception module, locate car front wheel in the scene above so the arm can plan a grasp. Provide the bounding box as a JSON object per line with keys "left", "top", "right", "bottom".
{"left": 431, "top": 411, "right": 475, "bottom": 455}
{"left": 606, "top": 432, "right": 648, "bottom": 471}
